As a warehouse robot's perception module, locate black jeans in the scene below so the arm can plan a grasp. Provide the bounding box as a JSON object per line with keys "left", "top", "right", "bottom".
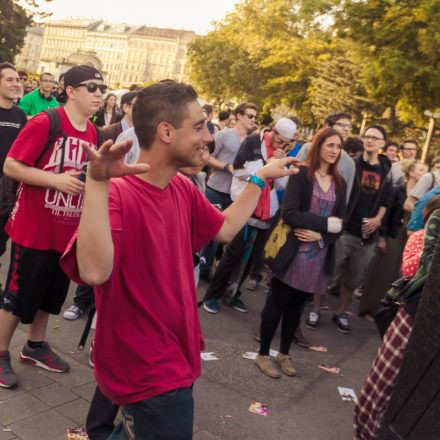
{"left": 73, "top": 285, "right": 94, "bottom": 311}
{"left": 204, "top": 225, "right": 269, "bottom": 300}
{"left": 86, "top": 386, "right": 120, "bottom": 440}
{"left": 107, "top": 387, "right": 194, "bottom": 440}
{"left": 259, "top": 277, "right": 312, "bottom": 356}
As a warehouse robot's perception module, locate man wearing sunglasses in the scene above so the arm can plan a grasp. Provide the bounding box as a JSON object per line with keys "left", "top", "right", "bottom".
{"left": 0, "top": 65, "right": 104, "bottom": 388}
{"left": 18, "top": 72, "right": 59, "bottom": 118}
{"left": 199, "top": 102, "right": 258, "bottom": 281}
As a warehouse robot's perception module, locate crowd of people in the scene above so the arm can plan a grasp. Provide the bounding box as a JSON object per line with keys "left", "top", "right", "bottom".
{"left": 0, "top": 61, "right": 438, "bottom": 440}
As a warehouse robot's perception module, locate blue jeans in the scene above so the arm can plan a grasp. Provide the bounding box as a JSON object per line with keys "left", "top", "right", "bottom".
{"left": 199, "top": 187, "right": 232, "bottom": 278}
{"left": 106, "top": 387, "right": 194, "bottom": 440}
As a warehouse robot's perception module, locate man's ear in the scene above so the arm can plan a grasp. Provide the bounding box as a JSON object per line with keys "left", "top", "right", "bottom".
{"left": 157, "top": 122, "right": 174, "bottom": 144}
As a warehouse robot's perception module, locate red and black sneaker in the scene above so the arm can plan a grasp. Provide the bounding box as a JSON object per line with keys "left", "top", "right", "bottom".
{"left": 0, "top": 350, "right": 18, "bottom": 388}
{"left": 20, "top": 342, "right": 69, "bottom": 373}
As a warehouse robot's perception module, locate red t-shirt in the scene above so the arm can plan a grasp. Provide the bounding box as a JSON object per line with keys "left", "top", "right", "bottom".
{"left": 6, "top": 107, "right": 98, "bottom": 252}
{"left": 62, "top": 174, "right": 224, "bottom": 405}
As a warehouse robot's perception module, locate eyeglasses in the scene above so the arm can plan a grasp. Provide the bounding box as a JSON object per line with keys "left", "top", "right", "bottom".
{"left": 245, "top": 113, "right": 257, "bottom": 120}
{"left": 76, "top": 82, "right": 108, "bottom": 94}
{"left": 273, "top": 132, "right": 292, "bottom": 149}
{"left": 363, "top": 135, "right": 384, "bottom": 142}
{"left": 334, "top": 122, "right": 352, "bottom": 129}
{"left": 20, "top": 77, "right": 28, "bottom": 81}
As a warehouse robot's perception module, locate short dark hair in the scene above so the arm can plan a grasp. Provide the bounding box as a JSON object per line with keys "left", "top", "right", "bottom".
{"left": 365, "top": 124, "right": 387, "bottom": 141}
{"left": 234, "top": 102, "right": 258, "bottom": 118}
{"left": 431, "top": 156, "right": 440, "bottom": 167}
{"left": 344, "top": 136, "right": 364, "bottom": 155}
{"left": 120, "top": 91, "right": 137, "bottom": 107}
{"left": 202, "top": 104, "right": 213, "bottom": 115}
{"left": 133, "top": 81, "right": 198, "bottom": 150}
{"left": 402, "top": 139, "right": 419, "bottom": 149}
{"left": 384, "top": 141, "right": 399, "bottom": 151}
{"left": 0, "top": 62, "right": 16, "bottom": 79}
{"left": 40, "top": 72, "right": 53, "bottom": 80}
{"left": 324, "top": 111, "right": 352, "bottom": 126}
{"left": 218, "top": 110, "right": 230, "bottom": 122}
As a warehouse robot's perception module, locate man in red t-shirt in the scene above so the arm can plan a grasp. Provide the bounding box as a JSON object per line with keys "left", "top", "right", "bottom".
{"left": 0, "top": 65, "right": 105, "bottom": 388}
{"left": 61, "top": 81, "right": 298, "bottom": 439}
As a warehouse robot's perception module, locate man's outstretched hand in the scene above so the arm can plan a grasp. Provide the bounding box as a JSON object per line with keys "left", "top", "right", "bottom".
{"left": 82, "top": 139, "right": 149, "bottom": 181}
{"left": 256, "top": 157, "right": 300, "bottom": 181}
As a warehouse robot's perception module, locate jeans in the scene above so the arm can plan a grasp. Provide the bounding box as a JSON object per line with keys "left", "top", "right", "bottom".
{"left": 106, "top": 387, "right": 194, "bottom": 440}
{"left": 199, "top": 187, "right": 232, "bottom": 278}
{"left": 86, "top": 386, "right": 119, "bottom": 440}
{"left": 73, "top": 285, "right": 94, "bottom": 311}
{"left": 204, "top": 225, "right": 269, "bottom": 300}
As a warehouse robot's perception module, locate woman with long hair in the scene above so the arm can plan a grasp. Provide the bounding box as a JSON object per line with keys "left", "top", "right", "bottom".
{"left": 94, "top": 93, "right": 122, "bottom": 127}
{"left": 256, "top": 127, "right": 346, "bottom": 378}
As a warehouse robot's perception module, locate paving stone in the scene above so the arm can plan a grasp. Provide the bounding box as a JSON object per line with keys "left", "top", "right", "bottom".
{"left": 7, "top": 409, "right": 74, "bottom": 440}
{"left": 0, "top": 387, "right": 25, "bottom": 402}
{"left": 12, "top": 363, "right": 55, "bottom": 392}
{"left": 71, "top": 381, "right": 96, "bottom": 401}
{"left": 0, "top": 393, "right": 49, "bottom": 425}
{"left": 55, "top": 398, "right": 90, "bottom": 425}
{"left": 0, "top": 424, "right": 16, "bottom": 440}
{"left": 194, "top": 430, "right": 222, "bottom": 439}
{"left": 30, "top": 382, "right": 78, "bottom": 407}
{"left": 47, "top": 360, "right": 95, "bottom": 388}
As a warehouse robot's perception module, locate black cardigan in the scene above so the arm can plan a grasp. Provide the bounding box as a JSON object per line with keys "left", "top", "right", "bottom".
{"left": 274, "top": 166, "right": 347, "bottom": 277}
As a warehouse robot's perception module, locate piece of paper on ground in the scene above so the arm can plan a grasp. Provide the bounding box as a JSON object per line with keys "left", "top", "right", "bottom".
{"left": 249, "top": 401, "right": 269, "bottom": 416}
{"left": 67, "top": 428, "right": 89, "bottom": 439}
{"left": 200, "top": 352, "right": 219, "bottom": 361}
{"left": 338, "top": 387, "right": 358, "bottom": 403}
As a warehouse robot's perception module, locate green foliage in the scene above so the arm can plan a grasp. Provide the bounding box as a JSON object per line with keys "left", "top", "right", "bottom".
{"left": 0, "top": 0, "right": 51, "bottom": 63}
{"left": 0, "top": 0, "right": 32, "bottom": 62}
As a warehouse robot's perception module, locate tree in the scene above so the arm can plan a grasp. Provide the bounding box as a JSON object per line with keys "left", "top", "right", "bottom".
{"left": 0, "top": 0, "right": 51, "bottom": 63}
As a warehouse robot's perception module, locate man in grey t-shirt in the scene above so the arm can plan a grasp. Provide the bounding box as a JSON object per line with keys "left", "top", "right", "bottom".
{"left": 199, "top": 102, "right": 258, "bottom": 281}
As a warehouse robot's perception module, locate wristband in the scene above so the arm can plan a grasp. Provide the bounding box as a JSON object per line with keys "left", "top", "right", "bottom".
{"left": 223, "top": 163, "right": 230, "bottom": 171}
{"left": 247, "top": 174, "right": 266, "bottom": 190}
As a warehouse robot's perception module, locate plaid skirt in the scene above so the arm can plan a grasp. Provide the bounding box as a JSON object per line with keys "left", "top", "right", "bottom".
{"left": 353, "top": 307, "right": 414, "bottom": 439}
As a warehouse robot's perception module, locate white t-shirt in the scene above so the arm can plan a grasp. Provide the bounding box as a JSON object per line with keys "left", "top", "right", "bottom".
{"left": 116, "top": 127, "right": 140, "bottom": 165}
{"left": 411, "top": 170, "right": 440, "bottom": 200}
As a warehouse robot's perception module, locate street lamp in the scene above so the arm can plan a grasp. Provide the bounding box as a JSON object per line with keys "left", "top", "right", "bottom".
{"left": 421, "top": 110, "right": 440, "bottom": 163}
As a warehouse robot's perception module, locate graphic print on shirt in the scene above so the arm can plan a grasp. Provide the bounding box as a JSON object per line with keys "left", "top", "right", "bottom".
{"left": 43, "top": 136, "right": 95, "bottom": 218}
{"left": 361, "top": 170, "right": 381, "bottom": 192}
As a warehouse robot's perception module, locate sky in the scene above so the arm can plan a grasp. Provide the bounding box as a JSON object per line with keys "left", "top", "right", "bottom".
{"left": 34, "top": 0, "right": 239, "bottom": 35}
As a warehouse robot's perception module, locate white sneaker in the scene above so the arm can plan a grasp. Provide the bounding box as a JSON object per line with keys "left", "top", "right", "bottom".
{"left": 63, "top": 305, "right": 85, "bottom": 320}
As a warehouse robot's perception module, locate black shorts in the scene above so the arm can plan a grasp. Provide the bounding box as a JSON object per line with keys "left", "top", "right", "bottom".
{"left": 0, "top": 243, "right": 70, "bottom": 324}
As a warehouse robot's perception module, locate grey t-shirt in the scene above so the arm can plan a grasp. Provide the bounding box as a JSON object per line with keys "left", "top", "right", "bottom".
{"left": 297, "top": 142, "right": 355, "bottom": 202}
{"left": 391, "top": 161, "right": 405, "bottom": 186}
{"left": 411, "top": 170, "right": 440, "bottom": 200}
{"left": 207, "top": 128, "right": 242, "bottom": 194}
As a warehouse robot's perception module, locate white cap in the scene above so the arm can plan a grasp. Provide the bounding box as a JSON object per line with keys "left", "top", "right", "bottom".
{"left": 274, "top": 117, "right": 297, "bottom": 139}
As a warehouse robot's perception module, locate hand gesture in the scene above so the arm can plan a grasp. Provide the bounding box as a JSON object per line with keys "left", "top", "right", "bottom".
{"left": 257, "top": 157, "right": 300, "bottom": 180}
{"left": 82, "top": 139, "right": 149, "bottom": 182}
{"left": 52, "top": 169, "right": 85, "bottom": 195}
{"left": 273, "top": 149, "right": 287, "bottom": 160}
{"left": 294, "top": 228, "right": 322, "bottom": 242}
{"left": 362, "top": 217, "right": 381, "bottom": 235}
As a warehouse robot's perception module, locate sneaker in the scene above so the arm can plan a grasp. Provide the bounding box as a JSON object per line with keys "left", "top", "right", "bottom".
{"left": 246, "top": 279, "right": 258, "bottom": 291}
{"left": 305, "top": 311, "right": 320, "bottom": 330}
{"left": 274, "top": 353, "right": 297, "bottom": 376}
{"left": 332, "top": 313, "right": 351, "bottom": 334}
{"left": 293, "top": 327, "right": 311, "bottom": 348}
{"left": 228, "top": 297, "right": 248, "bottom": 313}
{"left": 63, "top": 305, "right": 85, "bottom": 320}
{"left": 0, "top": 351, "right": 18, "bottom": 388}
{"left": 255, "top": 354, "right": 281, "bottom": 379}
{"left": 20, "top": 342, "right": 70, "bottom": 373}
{"left": 203, "top": 298, "right": 219, "bottom": 314}
{"left": 89, "top": 340, "right": 94, "bottom": 368}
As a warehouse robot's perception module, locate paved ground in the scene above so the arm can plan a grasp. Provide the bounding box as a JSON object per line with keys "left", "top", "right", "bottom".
{"left": 0, "top": 252, "right": 381, "bottom": 440}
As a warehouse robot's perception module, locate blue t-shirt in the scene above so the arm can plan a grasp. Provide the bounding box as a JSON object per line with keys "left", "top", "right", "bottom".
{"left": 407, "top": 185, "right": 440, "bottom": 231}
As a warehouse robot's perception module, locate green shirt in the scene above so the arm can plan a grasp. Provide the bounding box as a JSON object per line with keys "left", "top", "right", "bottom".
{"left": 18, "top": 89, "right": 59, "bottom": 116}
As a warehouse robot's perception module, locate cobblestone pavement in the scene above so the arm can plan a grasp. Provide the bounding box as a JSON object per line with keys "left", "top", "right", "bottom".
{"left": 0, "top": 253, "right": 380, "bottom": 440}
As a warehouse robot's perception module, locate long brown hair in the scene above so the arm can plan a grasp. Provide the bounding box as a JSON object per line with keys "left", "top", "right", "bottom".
{"left": 305, "top": 127, "right": 344, "bottom": 189}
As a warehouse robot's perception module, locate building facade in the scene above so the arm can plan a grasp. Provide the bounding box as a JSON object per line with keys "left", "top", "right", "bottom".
{"left": 15, "top": 19, "right": 196, "bottom": 88}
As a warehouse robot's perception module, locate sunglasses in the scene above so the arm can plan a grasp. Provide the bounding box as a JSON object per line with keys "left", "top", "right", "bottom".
{"left": 76, "top": 82, "right": 108, "bottom": 94}
{"left": 245, "top": 113, "right": 257, "bottom": 120}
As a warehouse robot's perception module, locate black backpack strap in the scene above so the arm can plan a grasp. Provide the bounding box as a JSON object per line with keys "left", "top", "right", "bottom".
{"left": 35, "top": 108, "right": 68, "bottom": 173}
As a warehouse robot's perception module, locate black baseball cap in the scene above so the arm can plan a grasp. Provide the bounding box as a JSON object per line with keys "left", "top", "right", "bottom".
{"left": 57, "top": 65, "right": 104, "bottom": 102}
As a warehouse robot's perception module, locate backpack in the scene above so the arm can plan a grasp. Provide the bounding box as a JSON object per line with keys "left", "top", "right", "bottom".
{"left": 34, "top": 108, "right": 102, "bottom": 174}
